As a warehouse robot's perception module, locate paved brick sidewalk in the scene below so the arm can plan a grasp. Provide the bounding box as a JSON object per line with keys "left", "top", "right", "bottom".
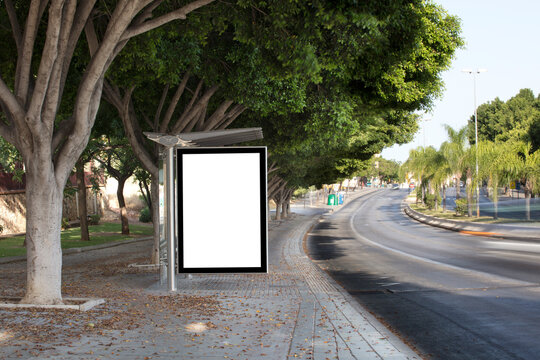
{"left": 0, "top": 190, "right": 419, "bottom": 359}
{"left": 143, "top": 208, "right": 419, "bottom": 359}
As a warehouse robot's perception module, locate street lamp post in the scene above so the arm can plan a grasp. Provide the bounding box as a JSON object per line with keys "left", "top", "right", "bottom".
{"left": 462, "top": 68, "right": 487, "bottom": 218}
{"left": 422, "top": 117, "right": 431, "bottom": 148}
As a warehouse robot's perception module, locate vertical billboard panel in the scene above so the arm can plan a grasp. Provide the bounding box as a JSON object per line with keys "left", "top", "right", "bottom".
{"left": 177, "top": 147, "right": 267, "bottom": 273}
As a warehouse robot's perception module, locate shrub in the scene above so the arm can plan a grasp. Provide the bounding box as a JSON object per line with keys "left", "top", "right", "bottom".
{"left": 424, "top": 193, "right": 441, "bottom": 210}
{"left": 455, "top": 198, "right": 468, "bottom": 215}
{"left": 415, "top": 187, "right": 422, "bottom": 203}
{"left": 88, "top": 214, "right": 101, "bottom": 225}
{"left": 139, "top": 207, "right": 152, "bottom": 223}
{"left": 61, "top": 217, "right": 69, "bottom": 230}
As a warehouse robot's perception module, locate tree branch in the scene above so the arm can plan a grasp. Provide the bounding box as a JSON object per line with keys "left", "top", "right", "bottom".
{"left": 55, "top": 73, "right": 104, "bottom": 189}
{"left": 159, "top": 72, "right": 190, "bottom": 133}
{"left": 60, "top": 0, "right": 96, "bottom": 98}
{"left": 0, "top": 110, "right": 16, "bottom": 145}
{"left": 268, "top": 161, "right": 279, "bottom": 175}
{"left": 51, "top": 116, "right": 75, "bottom": 151}
{"left": 194, "top": 102, "right": 207, "bottom": 131}
{"left": 42, "top": 0, "right": 78, "bottom": 136}
{"left": 84, "top": 11, "right": 100, "bottom": 57}
{"left": 182, "top": 106, "right": 203, "bottom": 133}
{"left": 201, "top": 99, "right": 234, "bottom": 131}
{"left": 0, "top": 77, "right": 25, "bottom": 122}
{"left": 142, "top": 113, "right": 153, "bottom": 129}
{"left": 172, "top": 84, "right": 218, "bottom": 134}
{"left": 15, "top": 0, "right": 46, "bottom": 104}
{"left": 119, "top": 87, "right": 158, "bottom": 175}
{"left": 173, "top": 78, "right": 202, "bottom": 131}
{"left": 131, "top": 0, "right": 164, "bottom": 28}
{"left": 102, "top": 80, "right": 123, "bottom": 111}
{"left": 26, "top": 0, "right": 66, "bottom": 128}
{"left": 121, "top": 0, "right": 216, "bottom": 41}
{"left": 95, "top": 157, "right": 122, "bottom": 180}
{"left": 5, "top": 0, "right": 22, "bottom": 51}
{"left": 153, "top": 83, "right": 169, "bottom": 130}
{"left": 216, "top": 104, "right": 246, "bottom": 130}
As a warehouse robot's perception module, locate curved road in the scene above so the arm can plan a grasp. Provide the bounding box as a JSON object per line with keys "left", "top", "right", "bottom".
{"left": 307, "top": 189, "right": 540, "bottom": 360}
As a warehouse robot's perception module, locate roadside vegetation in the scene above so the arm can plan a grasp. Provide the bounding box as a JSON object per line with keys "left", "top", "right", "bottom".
{"left": 409, "top": 203, "right": 531, "bottom": 224}
{"left": 0, "top": 223, "right": 152, "bottom": 258}
{"left": 0, "top": 1, "right": 463, "bottom": 304}
{"left": 401, "top": 89, "right": 540, "bottom": 221}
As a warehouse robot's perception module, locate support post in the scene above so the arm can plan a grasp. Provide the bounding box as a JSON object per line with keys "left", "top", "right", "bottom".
{"left": 165, "top": 146, "right": 177, "bottom": 292}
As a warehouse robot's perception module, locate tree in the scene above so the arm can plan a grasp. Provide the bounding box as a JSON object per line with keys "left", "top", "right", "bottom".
{"left": 440, "top": 125, "right": 468, "bottom": 199}
{"left": 470, "top": 89, "right": 540, "bottom": 146}
{"left": 95, "top": 136, "right": 139, "bottom": 235}
{"left": 477, "top": 140, "right": 514, "bottom": 220}
{"left": 0, "top": 0, "right": 462, "bottom": 304}
{"left": 248, "top": 0, "right": 462, "bottom": 195}
{"left": 0, "top": 0, "right": 216, "bottom": 305}
{"left": 102, "top": 18, "right": 315, "bottom": 262}
{"left": 403, "top": 147, "right": 432, "bottom": 204}
{"left": 425, "top": 149, "right": 450, "bottom": 211}
{"left": 355, "top": 157, "right": 400, "bottom": 185}
{"left": 507, "top": 142, "right": 540, "bottom": 221}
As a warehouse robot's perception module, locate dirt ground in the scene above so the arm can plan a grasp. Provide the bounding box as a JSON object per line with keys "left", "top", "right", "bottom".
{"left": 0, "top": 240, "right": 225, "bottom": 358}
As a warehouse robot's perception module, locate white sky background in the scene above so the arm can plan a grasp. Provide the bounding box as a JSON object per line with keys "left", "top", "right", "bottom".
{"left": 381, "top": 0, "right": 540, "bottom": 163}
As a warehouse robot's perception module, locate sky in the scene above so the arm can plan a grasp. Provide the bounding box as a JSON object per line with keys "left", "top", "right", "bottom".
{"left": 381, "top": 0, "right": 540, "bottom": 163}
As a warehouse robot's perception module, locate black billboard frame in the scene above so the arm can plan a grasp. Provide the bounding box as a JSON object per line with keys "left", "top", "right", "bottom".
{"left": 176, "top": 147, "right": 268, "bottom": 273}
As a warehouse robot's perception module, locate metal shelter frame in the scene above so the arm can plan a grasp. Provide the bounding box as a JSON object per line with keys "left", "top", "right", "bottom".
{"left": 144, "top": 128, "right": 264, "bottom": 291}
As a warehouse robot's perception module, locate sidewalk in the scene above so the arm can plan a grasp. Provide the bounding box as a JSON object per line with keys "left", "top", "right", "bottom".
{"left": 0, "top": 189, "right": 418, "bottom": 359}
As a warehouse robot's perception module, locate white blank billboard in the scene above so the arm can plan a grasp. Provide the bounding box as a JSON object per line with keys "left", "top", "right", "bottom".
{"left": 177, "top": 147, "right": 267, "bottom": 273}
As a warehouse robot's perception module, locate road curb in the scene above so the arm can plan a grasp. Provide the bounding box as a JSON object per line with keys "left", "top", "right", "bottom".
{"left": 403, "top": 203, "right": 540, "bottom": 241}
{"left": 0, "top": 236, "right": 153, "bottom": 265}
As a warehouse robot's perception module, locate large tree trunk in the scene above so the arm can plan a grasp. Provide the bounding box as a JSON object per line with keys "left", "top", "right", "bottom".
{"left": 442, "top": 184, "right": 447, "bottom": 212}
{"left": 0, "top": 0, "right": 217, "bottom": 306}
{"left": 274, "top": 200, "right": 282, "bottom": 220}
{"left": 281, "top": 201, "right": 288, "bottom": 218}
{"left": 117, "top": 176, "right": 130, "bottom": 235}
{"left": 525, "top": 189, "right": 531, "bottom": 221}
{"left": 492, "top": 176, "right": 499, "bottom": 220}
{"left": 21, "top": 166, "right": 64, "bottom": 305}
{"left": 76, "top": 160, "right": 90, "bottom": 241}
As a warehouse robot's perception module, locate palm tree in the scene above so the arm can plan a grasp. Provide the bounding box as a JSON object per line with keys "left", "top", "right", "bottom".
{"left": 507, "top": 142, "right": 540, "bottom": 220}
{"left": 404, "top": 147, "right": 431, "bottom": 205}
{"left": 430, "top": 149, "right": 451, "bottom": 212}
{"left": 477, "top": 141, "right": 513, "bottom": 219}
{"left": 441, "top": 125, "right": 468, "bottom": 200}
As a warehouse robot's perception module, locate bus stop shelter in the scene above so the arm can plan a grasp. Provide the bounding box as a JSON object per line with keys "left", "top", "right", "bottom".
{"left": 145, "top": 128, "right": 266, "bottom": 291}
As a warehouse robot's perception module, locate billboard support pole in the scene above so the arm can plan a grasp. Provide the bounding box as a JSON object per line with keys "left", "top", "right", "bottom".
{"left": 165, "top": 145, "right": 177, "bottom": 292}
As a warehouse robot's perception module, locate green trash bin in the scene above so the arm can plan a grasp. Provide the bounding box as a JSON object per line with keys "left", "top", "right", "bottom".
{"left": 327, "top": 194, "right": 337, "bottom": 205}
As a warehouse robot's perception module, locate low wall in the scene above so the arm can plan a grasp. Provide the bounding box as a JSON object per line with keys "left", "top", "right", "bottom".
{"left": 0, "top": 188, "right": 105, "bottom": 236}
{"left": 0, "top": 190, "right": 26, "bottom": 234}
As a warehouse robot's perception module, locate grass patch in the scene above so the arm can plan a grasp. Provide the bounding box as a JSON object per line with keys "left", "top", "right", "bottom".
{"left": 0, "top": 223, "right": 153, "bottom": 258}
{"left": 409, "top": 204, "right": 532, "bottom": 224}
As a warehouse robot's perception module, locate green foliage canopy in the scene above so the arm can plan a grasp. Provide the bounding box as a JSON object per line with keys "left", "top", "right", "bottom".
{"left": 470, "top": 89, "right": 540, "bottom": 151}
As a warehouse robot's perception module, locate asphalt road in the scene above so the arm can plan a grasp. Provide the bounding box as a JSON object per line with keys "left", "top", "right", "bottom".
{"left": 306, "top": 189, "right": 540, "bottom": 360}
